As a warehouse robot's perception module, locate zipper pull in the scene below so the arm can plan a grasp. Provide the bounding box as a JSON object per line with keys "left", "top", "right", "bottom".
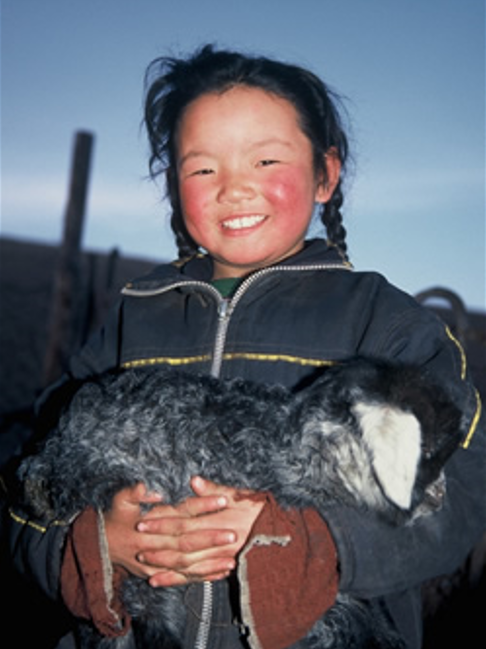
{"left": 211, "top": 299, "right": 232, "bottom": 378}
{"left": 217, "top": 298, "right": 231, "bottom": 319}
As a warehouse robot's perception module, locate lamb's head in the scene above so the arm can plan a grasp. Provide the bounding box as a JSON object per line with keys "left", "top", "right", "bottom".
{"left": 349, "top": 361, "right": 464, "bottom": 516}
{"left": 288, "top": 359, "right": 464, "bottom": 519}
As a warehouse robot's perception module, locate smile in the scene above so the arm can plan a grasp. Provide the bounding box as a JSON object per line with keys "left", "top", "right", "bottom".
{"left": 221, "top": 215, "right": 267, "bottom": 230}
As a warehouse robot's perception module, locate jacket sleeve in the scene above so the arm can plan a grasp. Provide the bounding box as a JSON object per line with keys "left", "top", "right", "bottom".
{"left": 7, "top": 504, "right": 70, "bottom": 601}
{"left": 5, "top": 299, "right": 125, "bottom": 601}
{"left": 321, "top": 298, "right": 486, "bottom": 598}
{"left": 326, "top": 424, "right": 485, "bottom": 598}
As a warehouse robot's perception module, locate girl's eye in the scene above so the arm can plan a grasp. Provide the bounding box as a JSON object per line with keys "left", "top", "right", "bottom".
{"left": 190, "top": 168, "right": 214, "bottom": 177}
{"left": 258, "top": 159, "right": 279, "bottom": 167}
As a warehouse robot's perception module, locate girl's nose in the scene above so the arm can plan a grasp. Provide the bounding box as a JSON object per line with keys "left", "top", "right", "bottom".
{"left": 217, "top": 171, "right": 256, "bottom": 203}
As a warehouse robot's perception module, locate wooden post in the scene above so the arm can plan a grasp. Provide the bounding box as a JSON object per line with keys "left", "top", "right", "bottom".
{"left": 43, "top": 131, "right": 95, "bottom": 386}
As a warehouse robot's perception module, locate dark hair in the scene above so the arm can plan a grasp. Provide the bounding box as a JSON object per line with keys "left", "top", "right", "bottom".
{"left": 144, "top": 45, "right": 350, "bottom": 259}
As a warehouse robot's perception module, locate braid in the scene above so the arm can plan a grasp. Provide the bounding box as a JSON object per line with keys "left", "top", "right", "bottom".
{"left": 321, "top": 181, "right": 349, "bottom": 261}
{"left": 170, "top": 213, "right": 199, "bottom": 259}
{"left": 166, "top": 169, "right": 199, "bottom": 258}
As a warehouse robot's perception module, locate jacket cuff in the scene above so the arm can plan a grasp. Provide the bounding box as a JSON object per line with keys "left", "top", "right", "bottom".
{"left": 238, "top": 494, "right": 339, "bottom": 649}
{"left": 61, "top": 507, "right": 131, "bottom": 637}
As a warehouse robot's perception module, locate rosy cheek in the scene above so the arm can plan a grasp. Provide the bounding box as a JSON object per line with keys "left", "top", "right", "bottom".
{"left": 263, "top": 170, "right": 308, "bottom": 215}
{"left": 179, "top": 182, "right": 208, "bottom": 225}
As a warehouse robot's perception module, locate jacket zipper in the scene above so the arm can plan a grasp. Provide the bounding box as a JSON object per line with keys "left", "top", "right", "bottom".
{"left": 210, "top": 261, "right": 350, "bottom": 378}
{"left": 194, "top": 581, "right": 214, "bottom": 649}
{"left": 196, "top": 261, "right": 351, "bottom": 649}
{"left": 124, "top": 261, "right": 350, "bottom": 649}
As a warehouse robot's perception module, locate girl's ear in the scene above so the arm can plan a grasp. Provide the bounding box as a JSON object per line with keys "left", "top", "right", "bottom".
{"left": 315, "top": 148, "right": 341, "bottom": 204}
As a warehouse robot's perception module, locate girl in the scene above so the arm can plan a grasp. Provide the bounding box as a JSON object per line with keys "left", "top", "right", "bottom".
{"left": 8, "top": 45, "right": 485, "bottom": 649}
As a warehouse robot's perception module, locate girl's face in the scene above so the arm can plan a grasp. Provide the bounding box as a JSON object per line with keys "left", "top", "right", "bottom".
{"left": 176, "top": 86, "right": 339, "bottom": 278}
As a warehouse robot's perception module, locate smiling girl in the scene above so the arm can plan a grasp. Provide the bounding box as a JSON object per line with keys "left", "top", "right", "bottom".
{"left": 8, "top": 45, "right": 485, "bottom": 649}
{"left": 175, "top": 86, "right": 339, "bottom": 278}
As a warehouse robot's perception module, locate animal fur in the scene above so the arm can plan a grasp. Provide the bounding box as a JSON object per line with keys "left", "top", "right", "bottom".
{"left": 19, "top": 358, "right": 464, "bottom": 649}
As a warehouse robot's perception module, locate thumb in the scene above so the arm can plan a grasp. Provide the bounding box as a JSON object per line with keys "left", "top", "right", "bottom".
{"left": 191, "top": 476, "right": 230, "bottom": 497}
{"left": 115, "top": 482, "right": 164, "bottom": 506}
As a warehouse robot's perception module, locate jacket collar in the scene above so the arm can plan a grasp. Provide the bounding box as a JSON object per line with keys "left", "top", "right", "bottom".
{"left": 124, "top": 238, "right": 350, "bottom": 292}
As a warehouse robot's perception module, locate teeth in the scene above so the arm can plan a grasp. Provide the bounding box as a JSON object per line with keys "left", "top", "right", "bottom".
{"left": 222, "top": 215, "right": 266, "bottom": 230}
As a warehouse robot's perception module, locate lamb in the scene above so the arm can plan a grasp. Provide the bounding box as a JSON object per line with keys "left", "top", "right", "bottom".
{"left": 19, "top": 358, "right": 464, "bottom": 648}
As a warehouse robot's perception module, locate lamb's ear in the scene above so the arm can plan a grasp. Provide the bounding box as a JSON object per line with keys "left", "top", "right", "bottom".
{"left": 353, "top": 402, "right": 422, "bottom": 510}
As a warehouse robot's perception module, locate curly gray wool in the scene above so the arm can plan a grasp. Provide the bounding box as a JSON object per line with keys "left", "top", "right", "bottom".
{"left": 19, "top": 358, "right": 464, "bottom": 649}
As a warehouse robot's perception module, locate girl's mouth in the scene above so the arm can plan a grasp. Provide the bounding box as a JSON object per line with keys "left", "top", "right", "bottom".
{"left": 221, "top": 215, "right": 267, "bottom": 231}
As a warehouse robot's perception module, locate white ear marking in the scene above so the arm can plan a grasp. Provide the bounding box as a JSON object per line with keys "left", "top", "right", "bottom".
{"left": 353, "top": 402, "right": 422, "bottom": 510}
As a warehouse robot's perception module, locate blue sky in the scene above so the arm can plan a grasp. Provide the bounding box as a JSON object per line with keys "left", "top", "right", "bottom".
{"left": 2, "top": 0, "right": 485, "bottom": 310}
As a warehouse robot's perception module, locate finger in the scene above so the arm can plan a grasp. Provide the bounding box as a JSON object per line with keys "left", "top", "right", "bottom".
{"left": 149, "top": 570, "right": 231, "bottom": 588}
{"left": 112, "top": 483, "right": 163, "bottom": 507}
{"left": 178, "top": 555, "right": 236, "bottom": 578}
{"left": 191, "top": 476, "right": 255, "bottom": 502}
{"left": 191, "top": 476, "right": 233, "bottom": 498}
{"left": 133, "top": 483, "right": 164, "bottom": 504}
{"left": 137, "top": 509, "right": 238, "bottom": 540}
{"left": 147, "top": 560, "right": 236, "bottom": 588}
{"left": 180, "top": 492, "right": 229, "bottom": 517}
{"left": 139, "top": 494, "right": 228, "bottom": 524}
{"left": 139, "top": 547, "right": 236, "bottom": 571}
{"left": 139, "top": 530, "right": 237, "bottom": 565}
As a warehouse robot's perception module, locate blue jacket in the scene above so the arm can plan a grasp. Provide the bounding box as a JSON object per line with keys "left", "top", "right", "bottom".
{"left": 7, "top": 239, "right": 485, "bottom": 648}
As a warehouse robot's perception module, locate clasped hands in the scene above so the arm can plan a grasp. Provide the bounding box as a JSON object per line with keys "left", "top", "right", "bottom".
{"left": 104, "top": 476, "right": 264, "bottom": 587}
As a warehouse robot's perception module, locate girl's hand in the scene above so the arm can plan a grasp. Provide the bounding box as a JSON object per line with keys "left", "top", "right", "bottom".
{"left": 104, "top": 478, "right": 264, "bottom": 587}
{"left": 141, "top": 476, "right": 265, "bottom": 587}
{"left": 104, "top": 481, "right": 235, "bottom": 582}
